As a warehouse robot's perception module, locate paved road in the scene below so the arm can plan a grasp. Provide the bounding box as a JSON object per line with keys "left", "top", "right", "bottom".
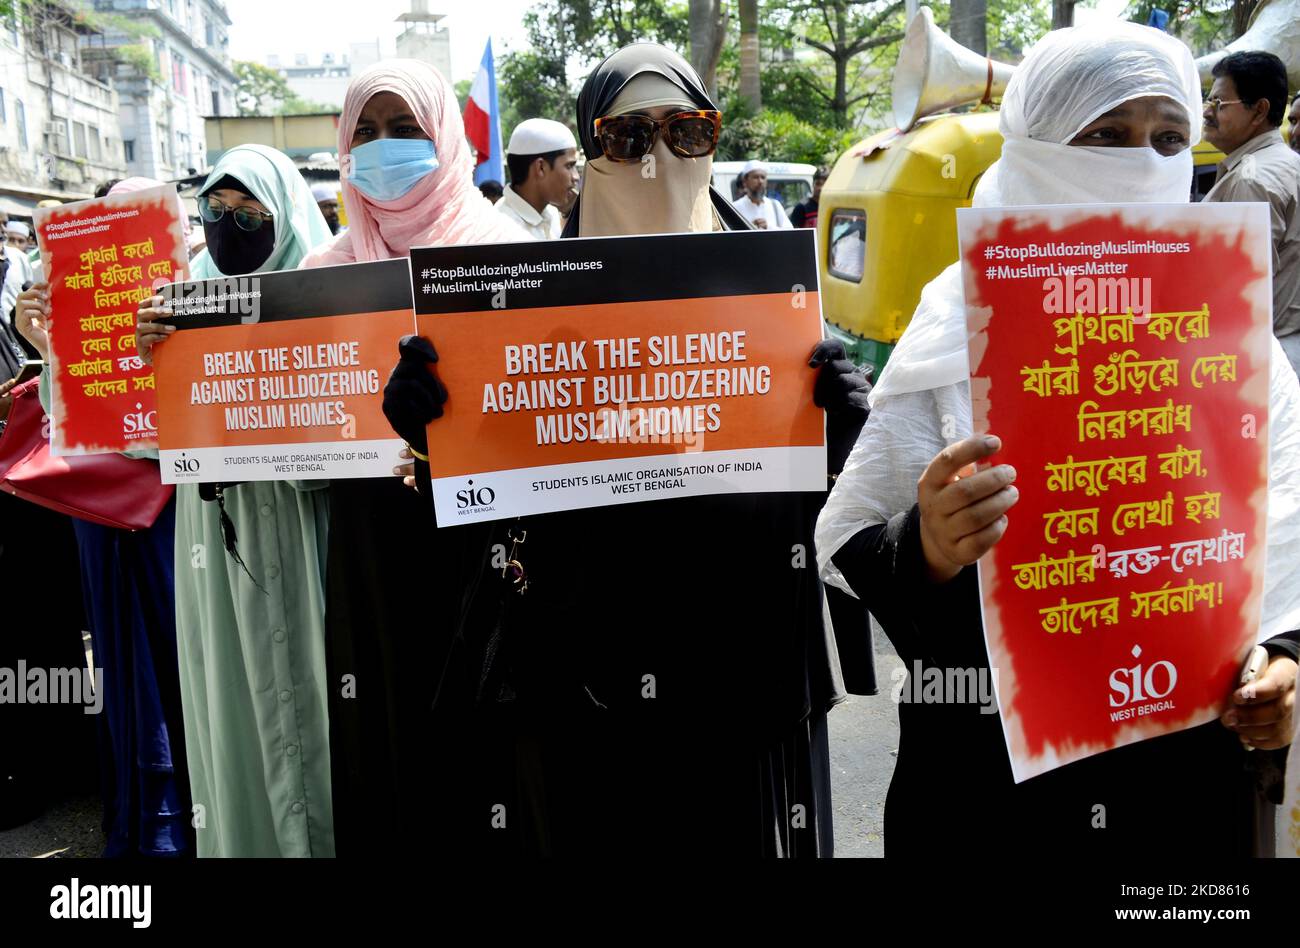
{"left": 0, "top": 633, "right": 104, "bottom": 858}
{"left": 828, "top": 630, "right": 902, "bottom": 858}
{"left": 0, "top": 795, "right": 102, "bottom": 858}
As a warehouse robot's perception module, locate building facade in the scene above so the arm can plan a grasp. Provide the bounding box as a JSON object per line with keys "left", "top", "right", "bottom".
{"left": 266, "top": 2, "right": 454, "bottom": 110}
{"left": 205, "top": 112, "right": 340, "bottom": 167}
{"left": 269, "top": 41, "right": 381, "bottom": 110}
{"left": 0, "top": 2, "right": 130, "bottom": 211}
{"left": 84, "top": 0, "right": 238, "bottom": 180}
{"left": 394, "top": 3, "right": 450, "bottom": 80}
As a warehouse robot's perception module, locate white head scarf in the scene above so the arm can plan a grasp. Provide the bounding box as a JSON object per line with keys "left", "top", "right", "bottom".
{"left": 872, "top": 20, "right": 1203, "bottom": 403}
{"left": 816, "top": 22, "right": 1300, "bottom": 641}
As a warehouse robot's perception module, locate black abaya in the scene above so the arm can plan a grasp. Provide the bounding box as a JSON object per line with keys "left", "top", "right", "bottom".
{"left": 326, "top": 41, "right": 868, "bottom": 857}
{"left": 442, "top": 489, "right": 843, "bottom": 857}
{"left": 833, "top": 505, "right": 1297, "bottom": 858}
{"left": 324, "top": 476, "right": 461, "bottom": 854}
{"left": 0, "top": 493, "right": 96, "bottom": 830}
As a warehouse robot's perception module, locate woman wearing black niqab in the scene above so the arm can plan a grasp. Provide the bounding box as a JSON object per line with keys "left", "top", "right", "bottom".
{"left": 386, "top": 43, "right": 872, "bottom": 856}
{"left": 561, "top": 43, "right": 748, "bottom": 236}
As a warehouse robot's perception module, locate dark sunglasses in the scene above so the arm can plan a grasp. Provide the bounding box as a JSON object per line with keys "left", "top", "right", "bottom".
{"left": 198, "top": 196, "right": 274, "bottom": 232}
{"left": 593, "top": 109, "right": 722, "bottom": 162}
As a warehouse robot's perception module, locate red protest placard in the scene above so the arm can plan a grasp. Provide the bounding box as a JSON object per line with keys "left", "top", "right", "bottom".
{"left": 958, "top": 203, "right": 1272, "bottom": 782}
{"left": 35, "top": 184, "right": 188, "bottom": 455}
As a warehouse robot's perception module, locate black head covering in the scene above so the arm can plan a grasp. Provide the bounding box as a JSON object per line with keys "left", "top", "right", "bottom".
{"left": 575, "top": 43, "right": 716, "bottom": 160}
{"left": 198, "top": 173, "right": 275, "bottom": 276}
{"left": 563, "top": 42, "right": 748, "bottom": 237}
{"left": 202, "top": 174, "right": 256, "bottom": 199}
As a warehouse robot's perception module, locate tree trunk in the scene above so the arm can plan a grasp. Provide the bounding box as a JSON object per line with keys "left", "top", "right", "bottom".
{"left": 1231, "top": 0, "right": 1258, "bottom": 39}
{"left": 832, "top": 1, "right": 852, "bottom": 124}
{"left": 1051, "top": 0, "right": 1075, "bottom": 30}
{"left": 949, "top": 0, "right": 987, "bottom": 56}
{"left": 739, "top": 0, "right": 761, "bottom": 112}
{"left": 689, "top": 0, "right": 726, "bottom": 99}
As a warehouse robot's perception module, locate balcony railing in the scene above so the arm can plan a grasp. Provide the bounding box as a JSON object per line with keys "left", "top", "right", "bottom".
{"left": 23, "top": 57, "right": 118, "bottom": 112}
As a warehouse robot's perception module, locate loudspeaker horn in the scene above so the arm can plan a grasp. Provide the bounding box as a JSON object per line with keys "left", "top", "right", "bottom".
{"left": 1194, "top": 0, "right": 1300, "bottom": 90}
{"left": 891, "top": 6, "right": 1015, "bottom": 131}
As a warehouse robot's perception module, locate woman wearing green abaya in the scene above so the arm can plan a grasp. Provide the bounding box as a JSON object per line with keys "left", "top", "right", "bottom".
{"left": 136, "top": 145, "right": 336, "bottom": 856}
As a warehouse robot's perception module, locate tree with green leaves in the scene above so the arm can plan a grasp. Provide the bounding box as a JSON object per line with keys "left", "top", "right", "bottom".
{"left": 1123, "top": 0, "right": 1247, "bottom": 51}
{"left": 2, "top": 0, "right": 161, "bottom": 81}
{"left": 735, "top": 0, "right": 907, "bottom": 130}
{"left": 499, "top": 0, "right": 1061, "bottom": 164}
{"left": 277, "top": 92, "right": 338, "bottom": 116}
{"left": 750, "top": 0, "right": 1051, "bottom": 131}
{"left": 497, "top": 0, "right": 689, "bottom": 137}
{"left": 233, "top": 60, "right": 292, "bottom": 116}
{"left": 232, "top": 60, "right": 336, "bottom": 116}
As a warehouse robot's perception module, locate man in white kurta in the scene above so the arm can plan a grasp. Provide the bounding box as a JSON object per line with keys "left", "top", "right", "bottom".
{"left": 497, "top": 118, "right": 579, "bottom": 240}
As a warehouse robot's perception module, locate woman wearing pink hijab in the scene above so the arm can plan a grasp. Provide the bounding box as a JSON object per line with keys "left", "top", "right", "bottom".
{"left": 302, "top": 59, "right": 527, "bottom": 855}
{"left": 302, "top": 59, "right": 524, "bottom": 267}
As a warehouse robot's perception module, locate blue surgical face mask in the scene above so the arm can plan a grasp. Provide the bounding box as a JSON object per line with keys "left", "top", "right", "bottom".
{"left": 347, "top": 138, "right": 439, "bottom": 201}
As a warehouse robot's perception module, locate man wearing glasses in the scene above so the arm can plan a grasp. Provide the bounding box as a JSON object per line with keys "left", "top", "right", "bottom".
{"left": 1203, "top": 51, "right": 1300, "bottom": 375}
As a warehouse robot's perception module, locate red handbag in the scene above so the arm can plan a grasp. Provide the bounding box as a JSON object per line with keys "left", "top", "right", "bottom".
{"left": 0, "top": 377, "right": 174, "bottom": 530}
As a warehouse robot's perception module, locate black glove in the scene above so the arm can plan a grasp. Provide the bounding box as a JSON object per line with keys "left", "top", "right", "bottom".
{"left": 382, "top": 334, "right": 447, "bottom": 454}
{"left": 809, "top": 338, "right": 872, "bottom": 476}
{"left": 810, "top": 338, "right": 871, "bottom": 417}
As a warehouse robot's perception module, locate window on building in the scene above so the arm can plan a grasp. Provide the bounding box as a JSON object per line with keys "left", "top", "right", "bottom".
{"left": 88, "top": 125, "right": 100, "bottom": 161}
{"left": 72, "top": 120, "right": 87, "bottom": 157}
{"left": 5, "top": 13, "right": 18, "bottom": 47}
{"left": 16, "top": 99, "right": 26, "bottom": 149}
{"left": 205, "top": 18, "right": 215, "bottom": 47}
{"left": 158, "top": 124, "right": 169, "bottom": 165}
{"left": 211, "top": 89, "right": 220, "bottom": 115}
{"left": 0, "top": 88, "right": 6, "bottom": 125}
{"left": 124, "top": 139, "right": 135, "bottom": 163}
{"left": 177, "top": 130, "right": 189, "bottom": 168}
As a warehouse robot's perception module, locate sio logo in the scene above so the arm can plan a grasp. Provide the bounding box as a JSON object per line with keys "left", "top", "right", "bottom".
{"left": 1108, "top": 644, "right": 1177, "bottom": 709}
{"left": 456, "top": 479, "right": 495, "bottom": 510}
{"left": 123, "top": 402, "right": 157, "bottom": 439}
{"left": 173, "top": 452, "right": 200, "bottom": 476}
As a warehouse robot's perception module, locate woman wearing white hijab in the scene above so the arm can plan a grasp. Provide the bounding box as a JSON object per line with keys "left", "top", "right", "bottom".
{"left": 817, "top": 21, "right": 1300, "bottom": 856}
